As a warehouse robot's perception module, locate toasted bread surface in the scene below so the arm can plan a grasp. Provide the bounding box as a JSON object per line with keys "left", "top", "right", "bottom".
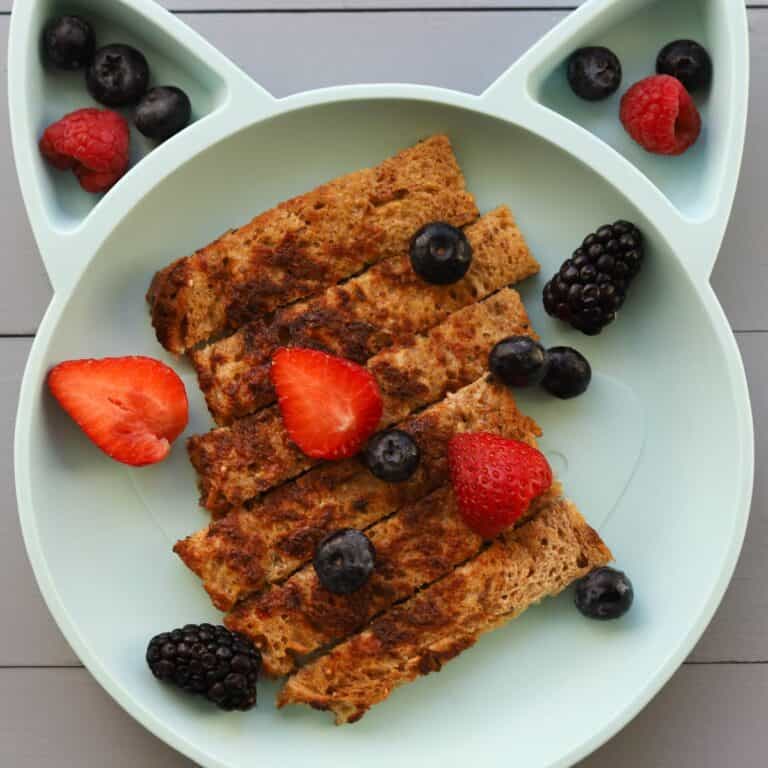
{"left": 148, "top": 135, "right": 478, "bottom": 353}
{"left": 187, "top": 287, "right": 534, "bottom": 511}
{"left": 277, "top": 499, "right": 612, "bottom": 723}
{"left": 175, "top": 377, "right": 541, "bottom": 610}
{"left": 192, "top": 206, "right": 538, "bottom": 424}
{"left": 225, "top": 483, "right": 561, "bottom": 677}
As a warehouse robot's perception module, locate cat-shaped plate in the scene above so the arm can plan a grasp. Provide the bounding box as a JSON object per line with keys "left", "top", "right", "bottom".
{"left": 10, "top": 1, "right": 752, "bottom": 766}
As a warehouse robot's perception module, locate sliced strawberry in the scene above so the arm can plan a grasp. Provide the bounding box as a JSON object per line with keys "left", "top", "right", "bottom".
{"left": 47, "top": 356, "right": 189, "bottom": 467}
{"left": 448, "top": 433, "right": 553, "bottom": 539}
{"left": 271, "top": 348, "right": 383, "bottom": 460}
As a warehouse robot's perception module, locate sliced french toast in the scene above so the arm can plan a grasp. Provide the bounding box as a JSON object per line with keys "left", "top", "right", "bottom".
{"left": 192, "top": 206, "right": 538, "bottom": 425}
{"left": 148, "top": 135, "right": 478, "bottom": 354}
{"left": 226, "top": 480, "right": 562, "bottom": 677}
{"left": 175, "top": 376, "right": 541, "bottom": 610}
{"left": 187, "top": 287, "right": 535, "bottom": 512}
{"left": 277, "top": 498, "right": 612, "bottom": 724}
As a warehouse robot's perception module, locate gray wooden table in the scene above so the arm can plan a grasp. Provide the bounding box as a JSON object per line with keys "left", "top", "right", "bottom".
{"left": 2, "top": 2, "right": 767, "bottom": 765}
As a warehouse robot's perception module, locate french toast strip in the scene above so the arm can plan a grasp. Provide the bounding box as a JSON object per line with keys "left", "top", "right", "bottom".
{"left": 225, "top": 483, "right": 562, "bottom": 677}
{"left": 175, "top": 377, "right": 541, "bottom": 611}
{"left": 192, "top": 206, "right": 538, "bottom": 425}
{"left": 277, "top": 499, "right": 612, "bottom": 724}
{"left": 148, "top": 135, "right": 478, "bottom": 353}
{"left": 187, "top": 287, "right": 534, "bottom": 512}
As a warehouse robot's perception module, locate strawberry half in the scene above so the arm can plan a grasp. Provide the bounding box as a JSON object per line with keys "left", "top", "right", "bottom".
{"left": 47, "top": 356, "right": 189, "bottom": 467}
{"left": 271, "top": 348, "right": 383, "bottom": 460}
{"left": 448, "top": 432, "right": 553, "bottom": 539}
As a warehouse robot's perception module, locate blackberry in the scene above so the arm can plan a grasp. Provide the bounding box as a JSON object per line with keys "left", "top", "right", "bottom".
{"left": 146, "top": 623, "right": 261, "bottom": 711}
{"left": 543, "top": 221, "right": 644, "bottom": 335}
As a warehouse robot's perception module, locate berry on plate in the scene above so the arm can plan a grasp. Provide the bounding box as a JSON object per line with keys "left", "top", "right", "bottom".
{"left": 620, "top": 74, "right": 701, "bottom": 155}
{"left": 47, "top": 356, "right": 188, "bottom": 466}
{"left": 271, "top": 347, "right": 383, "bottom": 460}
{"left": 541, "top": 347, "right": 592, "bottom": 399}
{"left": 574, "top": 566, "right": 634, "bottom": 620}
{"left": 448, "top": 433, "right": 553, "bottom": 539}
{"left": 86, "top": 43, "right": 150, "bottom": 106}
{"left": 313, "top": 529, "right": 376, "bottom": 595}
{"left": 135, "top": 86, "right": 192, "bottom": 142}
{"left": 42, "top": 15, "right": 95, "bottom": 70}
{"left": 543, "top": 220, "right": 644, "bottom": 335}
{"left": 409, "top": 222, "right": 473, "bottom": 285}
{"left": 39, "top": 108, "right": 130, "bottom": 194}
{"left": 656, "top": 39, "right": 712, "bottom": 93}
{"left": 489, "top": 335, "right": 549, "bottom": 388}
{"left": 363, "top": 429, "right": 421, "bottom": 482}
{"left": 566, "top": 46, "right": 622, "bottom": 101}
{"left": 146, "top": 624, "right": 261, "bottom": 710}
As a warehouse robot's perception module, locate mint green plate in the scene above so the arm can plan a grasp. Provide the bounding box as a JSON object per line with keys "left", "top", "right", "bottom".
{"left": 10, "top": 1, "right": 753, "bottom": 766}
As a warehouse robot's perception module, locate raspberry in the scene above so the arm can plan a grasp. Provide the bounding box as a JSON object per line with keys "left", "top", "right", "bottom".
{"left": 39, "top": 108, "right": 130, "bottom": 193}
{"left": 620, "top": 75, "right": 701, "bottom": 156}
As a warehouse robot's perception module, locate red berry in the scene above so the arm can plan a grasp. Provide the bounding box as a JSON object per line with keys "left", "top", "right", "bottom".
{"left": 620, "top": 75, "right": 701, "bottom": 156}
{"left": 271, "top": 348, "right": 383, "bottom": 460}
{"left": 448, "top": 433, "right": 553, "bottom": 539}
{"left": 48, "top": 356, "right": 188, "bottom": 466}
{"left": 39, "top": 108, "right": 130, "bottom": 193}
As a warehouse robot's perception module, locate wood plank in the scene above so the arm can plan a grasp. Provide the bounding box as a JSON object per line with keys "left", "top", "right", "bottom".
{"left": 4, "top": 9, "right": 768, "bottom": 333}
{"left": 0, "top": 669, "right": 194, "bottom": 767}
{"left": 7, "top": 1, "right": 762, "bottom": 12}
{"left": 1, "top": 331, "right": 766, "bottom": 666}
{"left": 0, "top": 16, "right": 52, "bottom": 334}
{"left": 579, "top": 663, "right": 768, "bottom": 766}
{"left": 688, "top": 332, "right": 768, "bottom": 662}
{"left": 710, "top": 10, "right": 768, "bottom": 331}
{"left": 0, "top": 664, "right": 766, "bottom": 767}
{"left": 0, "top": 339, "right": 78, "bottom": 666}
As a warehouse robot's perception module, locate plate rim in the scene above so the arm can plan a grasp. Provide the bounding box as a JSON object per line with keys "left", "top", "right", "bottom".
{"left": 13, "top": 97, "right": 755, "bottom": 768}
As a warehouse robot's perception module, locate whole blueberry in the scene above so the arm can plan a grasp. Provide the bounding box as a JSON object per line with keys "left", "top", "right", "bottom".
{"left": 363, "top": 429, "right": 421, "bottom": 483}
{"left": 410, "top": 222, "right": 473, "bottom": 285}
{"left": 575, "top": 567, "right": 634, "bottom": 620}
{"left": 42, "top": 15, "right": 95, "bottom": 70}
{"left": 656, "top": 39, "right": 712, "bottom": 92}
{"left": 135, "top": 86, "right": 192, "bottom": 141}
{"left": 313, "top": 529, "right": 376, "bottom": 595}
{"left": 489, "top": 336, "right": 549, "bottom": 388}
{"left": 567, "top": 46, "right": 622, "bottom": 101}
{"left": 541, "top": 347, "right": 591, "bottom": 399}
{"left": 86, "top": 44, "right": 150, "bottom": 106}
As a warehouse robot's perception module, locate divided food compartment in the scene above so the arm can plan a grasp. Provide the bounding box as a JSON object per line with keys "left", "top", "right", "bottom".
{"left": 9, "top": 0, "right": 753, "bottom": 767}
{"left": 18, "top": 0, "right": 225, "bottom": 228}
{"left": 531, "top": 0, "right": 729, "bottom": 221}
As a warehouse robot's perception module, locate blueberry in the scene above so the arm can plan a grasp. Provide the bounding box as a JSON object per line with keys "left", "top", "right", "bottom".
{"left": 42, "top": 15, "right": 95, "bottom": 70}
{"left": 410, "top": 222, "right": 473, "bottom": 285}
{"left": 363, "top": 429, "right": 420, "bottom": 483}
{"left": 490, "top": 336, "right": 549, "bottom": 388}
{"left": 313, "top": 529, "right": 376, "bottom": 595}
{"left": 657, "top": 39, "right": 712, "bottom": 92}
{"left": 135, "top": 86, "right": 192, "bottom": 142}
{"left": 541, "top": 347, "right": 591, "bottom": 399}
{"left": 567, "top": 47, "right": 622, "bottom": 101}
{"left": 86, "top": 44, "right": 149, "bottom": 106}
{"left": 575, "top": 567, "right": 634, "bottom": 620}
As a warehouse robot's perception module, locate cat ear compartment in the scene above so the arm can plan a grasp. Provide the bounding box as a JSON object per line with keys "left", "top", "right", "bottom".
{"left": 8, "top": 0, "right": 276, "bottom": 293}
{"left": 480, "top": 0, "right": 748, "bottom": 282}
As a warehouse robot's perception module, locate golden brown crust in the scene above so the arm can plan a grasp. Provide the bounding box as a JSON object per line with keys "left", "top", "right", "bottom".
{"left": 277, "top": 499, "right": 612, "bottom": 723}
{"left": 191, "top": 207, "right": 538, "bottom": 424}
{"left": 175, "top": 377, "right": 541, "bottom": 610}
{"left": 148, "top": 135, "right": 478, "bottom": 353}
{"left": 186, "top": 287, "right": 534, "bottom": 511}
{"left": 225, "top": 482, "right": 562, "bottom": 677}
